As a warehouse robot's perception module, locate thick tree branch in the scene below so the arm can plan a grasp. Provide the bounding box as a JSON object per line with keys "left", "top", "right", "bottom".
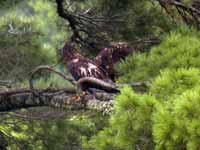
{"left": 0, "top": 89, "right": 114, "bottom": 115}
{"left": 55, "top": 0, "right": 79, "bottom": 38}
{"left": 0, "top": 82, "right": 148, "bottom": 114}
{"left": 0, "top": 62, "right": 148, "bottom": 114}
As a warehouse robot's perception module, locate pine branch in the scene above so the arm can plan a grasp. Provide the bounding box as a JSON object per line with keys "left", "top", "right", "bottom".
{"left": 55, "top": 0, "right": 122, "bottom": 50}
{"left": 156, "top": 0, "right": 200, "bottom": 28}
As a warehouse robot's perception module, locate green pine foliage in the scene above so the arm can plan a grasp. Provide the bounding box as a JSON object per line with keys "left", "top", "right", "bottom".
{"left": 118, "top": 26, "right": 200, "bottom": 83}
{"left": 96, "top": 0, "right": 172, "bottom": 41}
{"left": 0, "top": 0, "right": 67, "bottom": 81}
{"left": 86, "top": 26, "right": 200, "bottom": 150}
{"left": 2, "top": 0, "right": 200, "bottom": 149}
{"left": 0, "top": 110, "right": 108, "bottom": 150}
{"left": 153, "top": 86, "right": 200, "bottom": 150}
{"left": 150, "top": 68, "right": 200, "bottom": 100}
{"left": 84, "top": 87, "right": 158, "bottom": 150}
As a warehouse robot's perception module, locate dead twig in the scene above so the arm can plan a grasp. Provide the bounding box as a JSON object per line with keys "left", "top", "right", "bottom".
{"left": 29, "top": 65, "right": 76, "bottom": 90}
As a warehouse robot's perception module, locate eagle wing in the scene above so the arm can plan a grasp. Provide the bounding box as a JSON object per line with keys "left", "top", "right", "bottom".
{"left": 68, "top": 57, "right": 111, "bottom": 83}
{"left": 95, "top": 43, "right": 134, "bottom": 81}
{"left": 96, "top": 43, "right": 134, "bottom": 65}
{"left": 62, "top": 41, "right": 117, "bottom": 92}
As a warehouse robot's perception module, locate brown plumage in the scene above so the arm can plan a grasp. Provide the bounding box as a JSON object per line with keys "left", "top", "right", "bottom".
{"left": 62, "top": 41, "right": 133, "bottom": 92}
{"left": 61, "top": 42, "right": 118, "bottom": 93}
{"left": 95, "top": 42, "right": 134, "bottom": 81}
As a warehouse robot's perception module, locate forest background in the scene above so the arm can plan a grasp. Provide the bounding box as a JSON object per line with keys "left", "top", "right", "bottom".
{"left": 1, "top": 0, "right": 200, "bottom": 150}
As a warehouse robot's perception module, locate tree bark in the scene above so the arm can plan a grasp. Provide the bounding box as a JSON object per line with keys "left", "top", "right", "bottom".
{"left": 0, "top": 89, "right": 115, "bottom": 115}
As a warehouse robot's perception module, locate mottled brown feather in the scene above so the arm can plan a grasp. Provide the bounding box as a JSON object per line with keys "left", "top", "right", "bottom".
{"left": 62, "top": 42, "right": 115, "bottom": 92}
{"left": 96, "top": 42, "right": 134, "bottom": 81}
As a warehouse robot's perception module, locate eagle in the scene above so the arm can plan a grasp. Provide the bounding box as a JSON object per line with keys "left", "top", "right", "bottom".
{"left": 95, "top": 42, "right": 134, "bottom": 81}
{"left": 62, "top": 41, "right": 134, "bottom": 93}
{"left": 62, "top": 42, "right": 119, "bottom": 93}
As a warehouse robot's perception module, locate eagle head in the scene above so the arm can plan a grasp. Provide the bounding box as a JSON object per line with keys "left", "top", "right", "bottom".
{"left": 61, "top": 42, "right": 76, "bottom": 61}
{"left": 111, "top": 43, "right": 134, "bottom": 63}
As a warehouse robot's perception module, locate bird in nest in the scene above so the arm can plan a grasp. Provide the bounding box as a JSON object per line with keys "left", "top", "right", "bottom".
{"left": 61, "top": 41, "right": 134, "bottom": 95}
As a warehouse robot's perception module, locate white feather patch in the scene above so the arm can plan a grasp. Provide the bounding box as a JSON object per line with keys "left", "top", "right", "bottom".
{"left": 72, "top": 58, "right": 79, "bottom": 63}
{"left": 87, "top": 63, "right": 97, "bottom": 75}
{"left": 80, "top": 67, "right": 87, "bottom": 76}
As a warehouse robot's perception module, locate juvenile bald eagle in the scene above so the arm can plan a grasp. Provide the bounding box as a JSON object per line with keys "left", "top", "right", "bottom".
{"left": 96, "top": 42, "right": 134, "bottom": 81}
{"left": 62, "top": 42, "right": 119, "bottom": 93}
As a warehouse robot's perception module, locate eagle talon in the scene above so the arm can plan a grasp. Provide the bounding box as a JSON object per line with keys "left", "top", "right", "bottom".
{"left": 72, "top": 91, "right": 88, "bottom": 102}
{"left": 72, "top": 95, "right": 81, "bottom": 102}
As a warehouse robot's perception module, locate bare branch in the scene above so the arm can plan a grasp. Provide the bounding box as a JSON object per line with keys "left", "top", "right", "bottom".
{"left": 156, "top": 0, "right": 200, "bottom": 28}
{"left": 55, "top": 0, "right": 122, "bottom": 50}
{"left": 29, "top": 65, "right": 76, "bottom": 90}
{"left": 8, "top": 21, "right": 33, "bottom": 35}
